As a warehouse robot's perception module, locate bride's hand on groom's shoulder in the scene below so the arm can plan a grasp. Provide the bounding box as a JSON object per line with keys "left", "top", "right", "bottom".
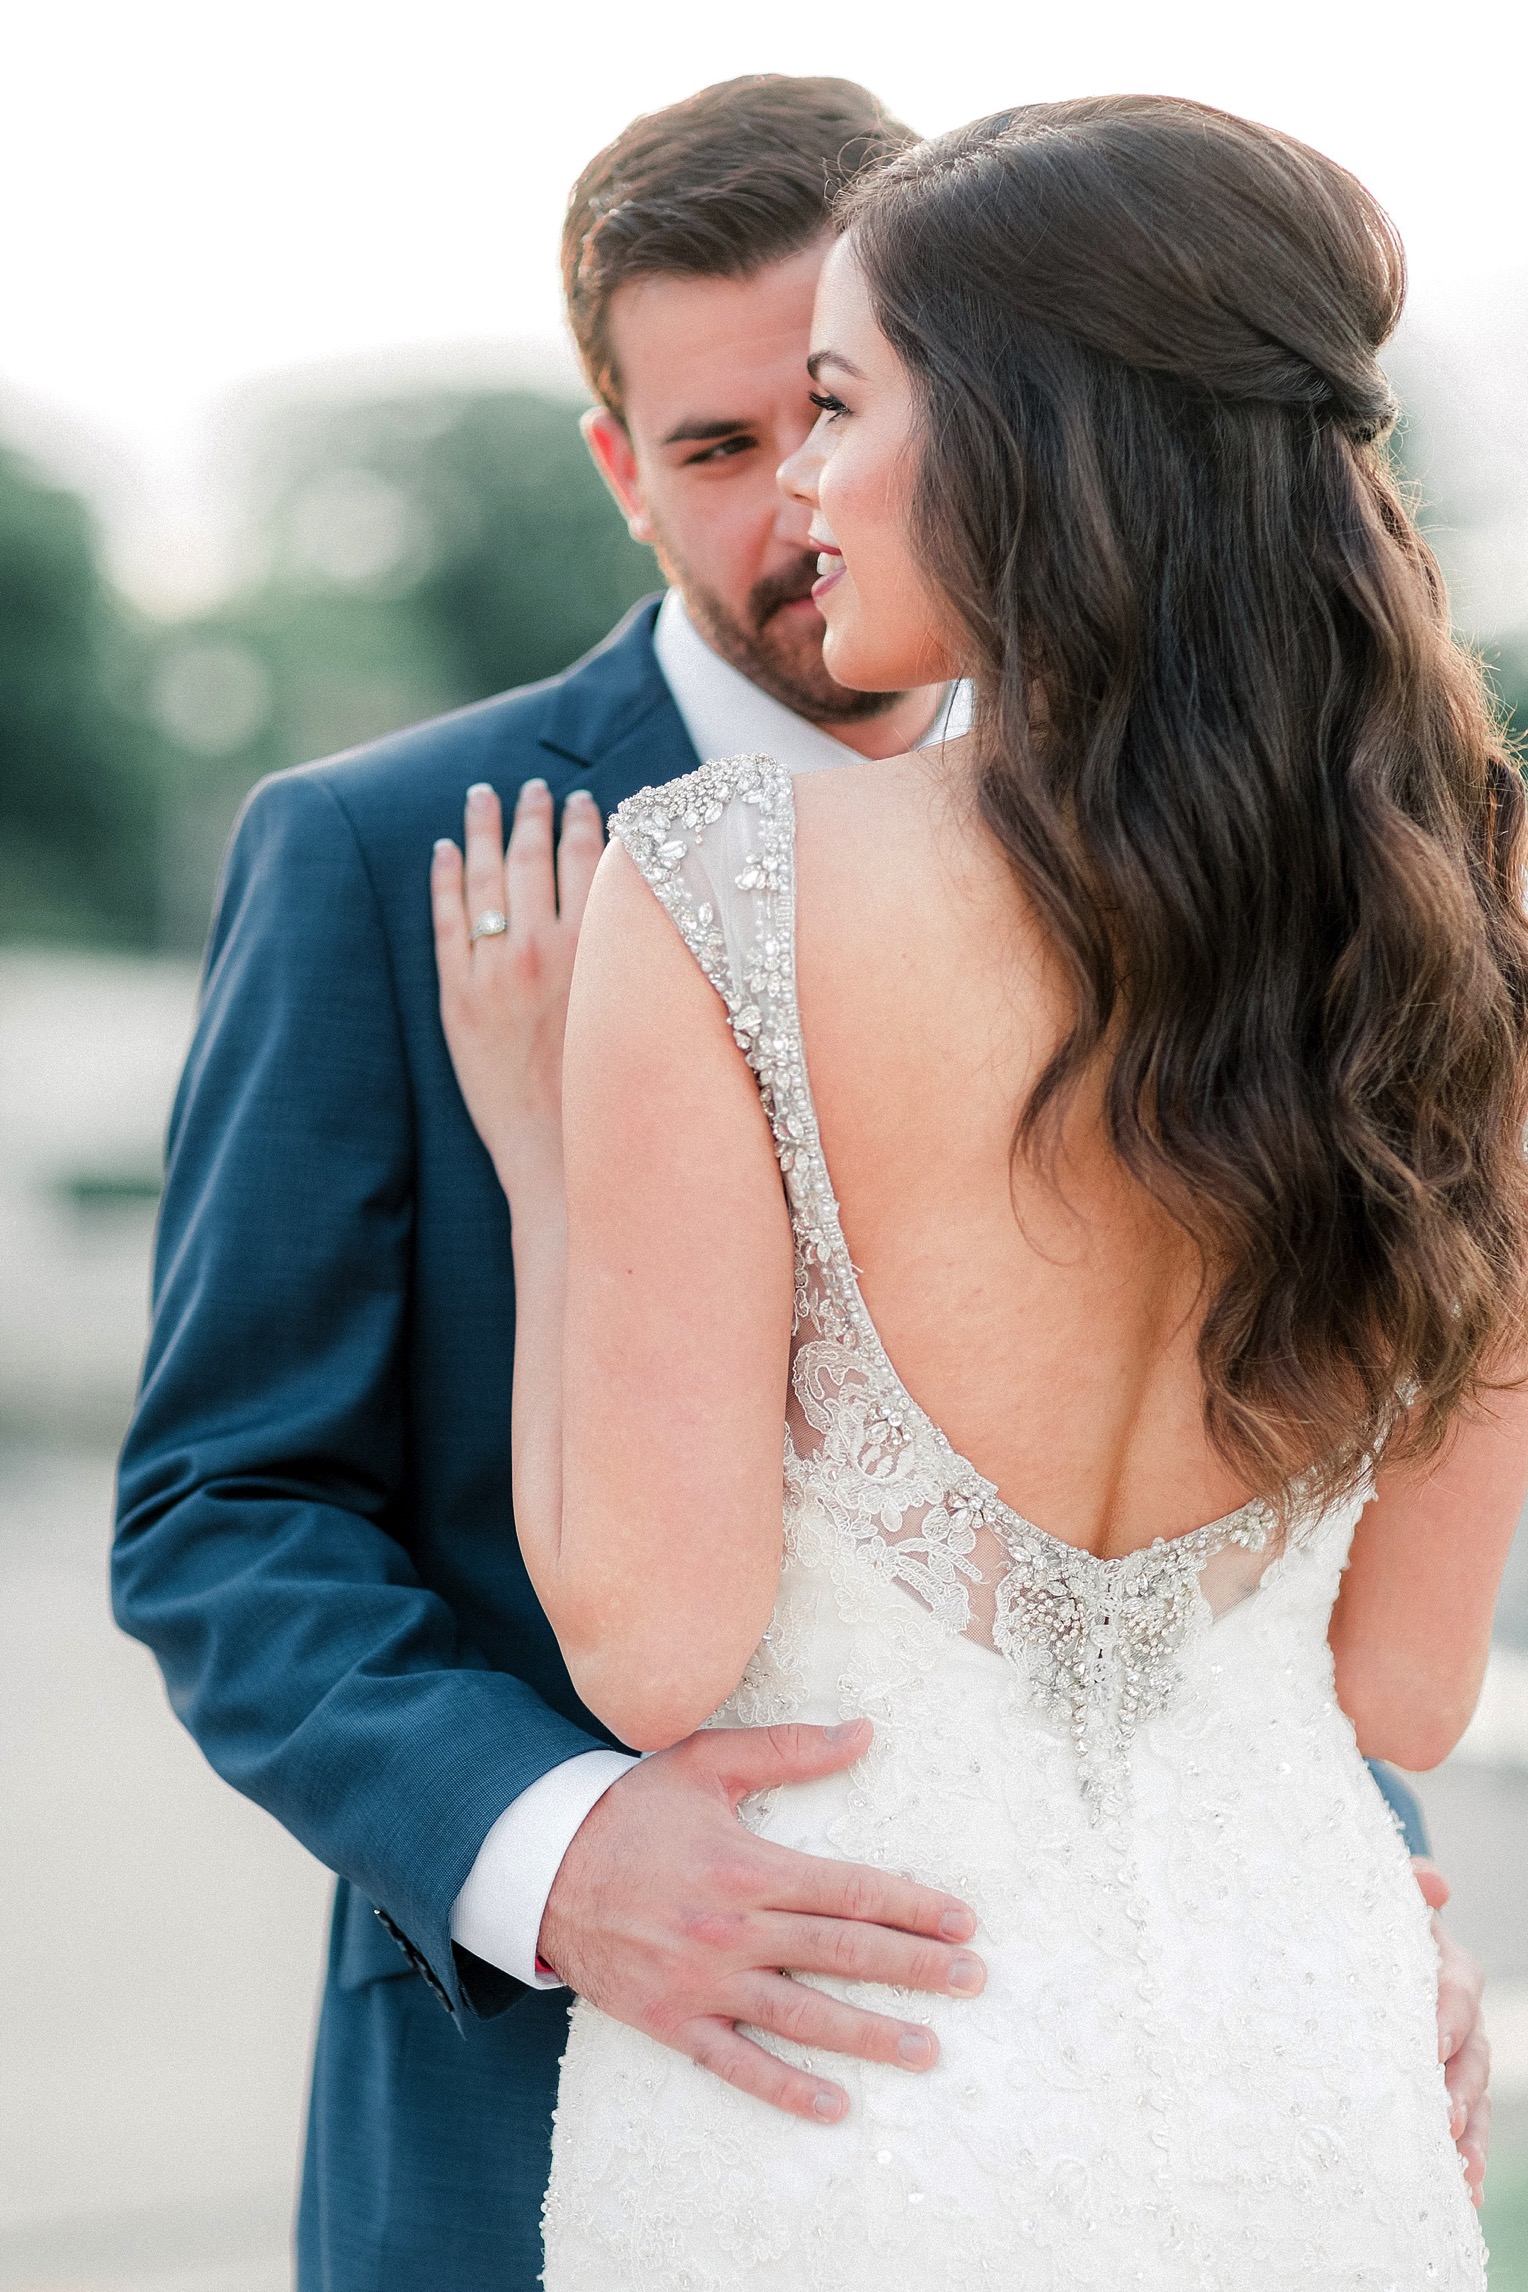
{"left": 539, "top": 1720, "right": 987, "bottom": 2124}
{"left": 432, "top": 778, "right": 603, "bottom": 1196}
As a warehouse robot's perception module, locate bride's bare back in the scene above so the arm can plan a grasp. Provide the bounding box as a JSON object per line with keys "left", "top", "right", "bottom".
{"left": 793, "top": 743, "right": 1250, "bottom": 1559}
{"left": 531, "top": 741, "right": 1524, "bottom": 1769}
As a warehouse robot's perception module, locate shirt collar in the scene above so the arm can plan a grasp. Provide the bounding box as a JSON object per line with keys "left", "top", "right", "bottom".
{"left": 652, "top": 589, "right": 970, "bottom": 777}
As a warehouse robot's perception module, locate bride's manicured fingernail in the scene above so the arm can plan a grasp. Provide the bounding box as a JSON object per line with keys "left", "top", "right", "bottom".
{"left": 521, "top": 777, "right": 549, "bottom": 798}
{"left": 947, "top": 1952, "right": 985, "bottom": 1995}
{"left": 812, "top": 2089, "right": 846, "bottom": 2121}
{"left": 467, "top": 782, "right": 494, "bottom": 802}
{"left": 432, "top": 838, "right": 453, "bottom": 854}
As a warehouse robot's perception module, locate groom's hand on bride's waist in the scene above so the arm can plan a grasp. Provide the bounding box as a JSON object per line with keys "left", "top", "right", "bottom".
{"left": 1413, "top": 1857, "right": 1491, "bottom": 2207}
{"left": 537, "top": 1718, "right": 985, "bottom": 2123}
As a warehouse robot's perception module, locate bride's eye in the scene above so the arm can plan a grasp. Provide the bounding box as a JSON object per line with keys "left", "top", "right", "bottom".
{"left": 808, "top": 390, "right": 849, "bottom": 421}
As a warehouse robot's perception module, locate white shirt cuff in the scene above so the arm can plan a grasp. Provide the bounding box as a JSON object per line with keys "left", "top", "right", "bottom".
{"left": 449, "top": 1748, "right": 639, "bottom": 1989}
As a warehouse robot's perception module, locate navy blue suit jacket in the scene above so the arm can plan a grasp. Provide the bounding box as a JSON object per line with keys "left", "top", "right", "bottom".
{"left": 114, "top": 593, "right": 1425, "bottom": 2290}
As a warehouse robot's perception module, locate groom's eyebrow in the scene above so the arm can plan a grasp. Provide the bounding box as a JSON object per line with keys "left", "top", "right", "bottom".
{"left": 660, "top": 415, "right": 756, "bottom": 446}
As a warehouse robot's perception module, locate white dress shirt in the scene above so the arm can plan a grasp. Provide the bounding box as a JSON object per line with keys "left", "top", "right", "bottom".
{"left": 449, "top": 589, "right": 971, "bottom": 1990}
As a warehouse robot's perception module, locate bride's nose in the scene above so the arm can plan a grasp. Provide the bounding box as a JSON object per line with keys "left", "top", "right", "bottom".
{"left": 777, "top": 423, "right": 825, "bottom": 514}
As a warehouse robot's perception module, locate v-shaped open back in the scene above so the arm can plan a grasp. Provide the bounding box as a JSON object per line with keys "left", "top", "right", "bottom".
{"left": 613, "top": 754, "right": 1326, "bottom": 1815}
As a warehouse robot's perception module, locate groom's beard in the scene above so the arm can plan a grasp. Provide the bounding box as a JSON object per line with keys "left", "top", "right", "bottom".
{"left": 656, "top": 540, "right": 907, "bottom": 726}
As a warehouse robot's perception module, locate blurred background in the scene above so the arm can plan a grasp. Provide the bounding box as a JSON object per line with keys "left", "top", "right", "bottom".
{"left": 2, "top": 0, "right": 1526, "bottom": 2284}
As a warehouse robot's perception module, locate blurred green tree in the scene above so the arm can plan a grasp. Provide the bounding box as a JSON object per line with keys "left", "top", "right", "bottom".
{"left": 0, "top": 446, "right": 158, "bottom": 944}
{"left": 29, "top": 380, "right": 1515, "bottom": 960}
{"left": 144, "top": 387, "right": 655, "bottom": 949}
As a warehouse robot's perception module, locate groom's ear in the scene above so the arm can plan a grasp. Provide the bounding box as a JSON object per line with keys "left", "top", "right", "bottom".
{"left": 581, "top": 407, "right": 655, "bottom": 548}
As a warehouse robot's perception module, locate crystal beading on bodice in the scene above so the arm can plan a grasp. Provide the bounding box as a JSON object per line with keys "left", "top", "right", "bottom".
{"left": 613, "top": 754, "right": 1316, "bottom": 1818}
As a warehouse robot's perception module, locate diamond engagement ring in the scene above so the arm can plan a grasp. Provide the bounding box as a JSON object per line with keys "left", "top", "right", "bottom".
{"left": 470, "top": 909, "right": 509, "bottom": 943}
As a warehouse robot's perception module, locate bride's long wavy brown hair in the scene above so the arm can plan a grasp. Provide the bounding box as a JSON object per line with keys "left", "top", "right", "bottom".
{"left": 841, "top": 96, "right": 1528, "bottom": 1503}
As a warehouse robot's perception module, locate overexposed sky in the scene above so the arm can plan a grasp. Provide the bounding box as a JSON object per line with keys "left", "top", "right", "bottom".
{"left": 4, "top": 0, "right": 1525, "bottom": 609}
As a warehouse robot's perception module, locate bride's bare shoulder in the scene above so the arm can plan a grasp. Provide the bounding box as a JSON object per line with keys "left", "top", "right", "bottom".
{"left": 793, "top": 738, "right": 1028, "bottom": 955}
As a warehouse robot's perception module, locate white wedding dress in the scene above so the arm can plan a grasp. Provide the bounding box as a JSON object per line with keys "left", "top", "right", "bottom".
{"left": 540, "top": 755, "right": 1485, "bottom": 2291}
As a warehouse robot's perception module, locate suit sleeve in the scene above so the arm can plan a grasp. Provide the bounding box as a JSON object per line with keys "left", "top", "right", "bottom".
{"left": 1366, "top": 1760, "right": 1428, "bottom": 1857}
{"left": 113, "top": 769, "right": 607, "bottom": 2018}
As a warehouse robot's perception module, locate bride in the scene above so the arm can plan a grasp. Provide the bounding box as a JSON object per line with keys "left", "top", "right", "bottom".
{"left": 432, "top": 97, "right": 1525, "bottom": 2287}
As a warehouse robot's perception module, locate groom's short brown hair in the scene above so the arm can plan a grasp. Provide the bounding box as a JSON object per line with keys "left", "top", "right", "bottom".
{"left": 562, "top": 75, "right": 915, "bottom": 420}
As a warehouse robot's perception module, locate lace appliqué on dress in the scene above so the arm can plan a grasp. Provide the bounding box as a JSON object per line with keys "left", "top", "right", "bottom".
{"left": 613, "top": 756, "right": 1312, "bottom": 1818}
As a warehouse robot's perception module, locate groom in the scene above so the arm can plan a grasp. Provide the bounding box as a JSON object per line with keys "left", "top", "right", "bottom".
{"left": 114, "top": 73, "right": 1488, "bottom": 2292}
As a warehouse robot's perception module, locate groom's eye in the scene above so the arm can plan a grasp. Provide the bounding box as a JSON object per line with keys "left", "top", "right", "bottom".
{"left": 680, "top": 432, "right": 757, "bottom": 466}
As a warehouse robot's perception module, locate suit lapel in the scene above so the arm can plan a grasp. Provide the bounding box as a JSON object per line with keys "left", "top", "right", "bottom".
{"left": 538, "top": 595, "right": 700, "bottom": 819}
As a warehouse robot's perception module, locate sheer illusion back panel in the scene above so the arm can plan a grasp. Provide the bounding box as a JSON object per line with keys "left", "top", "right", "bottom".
{"left": 612, "top": 755, "right": 1321, "bottom": 1819}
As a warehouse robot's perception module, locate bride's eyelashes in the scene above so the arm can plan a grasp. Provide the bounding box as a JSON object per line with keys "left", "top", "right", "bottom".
{"left": 808, "top": 390, "right": 849, "bottom": 421}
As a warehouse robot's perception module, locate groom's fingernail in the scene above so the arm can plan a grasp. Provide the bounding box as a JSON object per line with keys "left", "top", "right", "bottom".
{"left": 897, "top": 2029, "right": 935, "bottom": 2066}
{"left": 812, "top": 2088, "right": 846, "bottom": 2121}
{"left": 947, "top": 1952, "right": 986, "bottom": 1995}
{"left": 939, "top": 1907, "right": 975, "bottom": 1941}
{"left": 824, "top": 1719, "right": 866, "bottom": 1745}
